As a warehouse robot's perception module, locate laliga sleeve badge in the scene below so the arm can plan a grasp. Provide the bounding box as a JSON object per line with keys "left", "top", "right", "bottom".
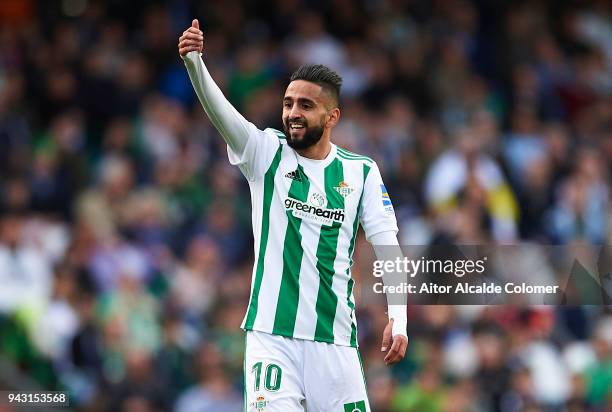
{"left": 380, "top": 184, "right": 394, "bottom": 212}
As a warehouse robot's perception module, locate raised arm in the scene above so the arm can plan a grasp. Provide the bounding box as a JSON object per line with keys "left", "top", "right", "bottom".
{"left": 178, "top": 19, "right": 252, "bottom": 155}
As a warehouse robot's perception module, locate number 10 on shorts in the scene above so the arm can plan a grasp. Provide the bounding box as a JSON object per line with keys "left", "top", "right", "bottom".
{"left": 252, "top": 362, "right": 282, "bottom": 392}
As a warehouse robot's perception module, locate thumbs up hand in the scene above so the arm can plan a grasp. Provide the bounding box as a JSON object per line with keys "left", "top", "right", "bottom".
{"left": 179, "top": 19, "right": 203, "bottom": 56}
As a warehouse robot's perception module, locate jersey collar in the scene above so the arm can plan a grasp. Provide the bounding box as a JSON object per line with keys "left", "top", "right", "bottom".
{"left": 294, "top": 143, "right": 337, "bottom": 169}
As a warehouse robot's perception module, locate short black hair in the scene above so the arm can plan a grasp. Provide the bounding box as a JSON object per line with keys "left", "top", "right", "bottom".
{"left": 290, "top": 64, "right": 342, "bottom": 107}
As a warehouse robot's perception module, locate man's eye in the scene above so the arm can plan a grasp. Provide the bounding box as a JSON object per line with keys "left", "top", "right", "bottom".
{"left": 283, "top": 102, "right": 291, "bottom": 108}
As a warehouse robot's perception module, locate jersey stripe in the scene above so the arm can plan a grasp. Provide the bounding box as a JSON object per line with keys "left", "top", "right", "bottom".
{"left": 336, "top": 150, "right": 361, "bottom": 160}
{"left": 292, "top": 180, "right": 323, "bottom": 338}
{"left": 314, "top": 158, "right": 344, "bottom": 342}
{"left": 337, "top": 152, "right": 372, "bottom": 163}
{"left": 337, "top": 147, "right": 373, "bottom": 162}
{"left": 347, "top": 279, "right": 357, "bottom": 347}
{"left": 243, "top": 334, "right": 247, "bottom": 412}
{"left": 330, "top": 158, "right": 359, "bottom": 344}
{"left": 252, "top": 156, "right": 292, "bottom": 332}
{"left": 346, "top": 163, "right": 371, "bottom": 346}
{"left": 244, "top": 145, "right": 283, "bottom": 329}
{"left": 273, "top": 165, "right": 310, "bottom": 336}
{"left": 337, "top": 146, "right": 372, "bottom": 160}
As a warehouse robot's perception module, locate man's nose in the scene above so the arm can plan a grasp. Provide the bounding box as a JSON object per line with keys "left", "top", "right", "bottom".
{"left": 289, "top": 104, "right": 302, "bottom": 119}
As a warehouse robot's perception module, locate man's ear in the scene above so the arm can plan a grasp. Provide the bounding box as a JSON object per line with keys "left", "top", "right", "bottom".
{"left": 325, "top": 107, "right": 341, "bottom": 129}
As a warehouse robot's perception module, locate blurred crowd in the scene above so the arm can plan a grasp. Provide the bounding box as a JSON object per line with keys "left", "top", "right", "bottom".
{"left": 0, "top": 0, "right": 611, "bottom": 411}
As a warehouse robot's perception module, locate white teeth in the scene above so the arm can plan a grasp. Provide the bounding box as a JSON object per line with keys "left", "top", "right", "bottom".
{"left": 290, "top": 123, "right": 304, "bottom": 129}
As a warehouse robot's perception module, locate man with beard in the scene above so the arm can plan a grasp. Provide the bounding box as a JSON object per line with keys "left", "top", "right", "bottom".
{"left": 179, "top": 19, "right": 407, "bottom": 412}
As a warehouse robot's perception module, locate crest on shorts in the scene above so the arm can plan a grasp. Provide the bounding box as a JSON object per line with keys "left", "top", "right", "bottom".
{"left": 252, "top": 395, "right": 268, "bottom": 411}
{"left": 334, "top": 181, "right": 354, "bottom": 198}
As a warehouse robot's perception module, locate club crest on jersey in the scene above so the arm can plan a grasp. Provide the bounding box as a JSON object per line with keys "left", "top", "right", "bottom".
{"left": 251, "top": 395, "right": 269, "bottom": 411}
{"left": 380, "top": 184, "right": 394, "bottom": 212}
{"left": 334, "top": 181, "right": 354, "bottom": 198}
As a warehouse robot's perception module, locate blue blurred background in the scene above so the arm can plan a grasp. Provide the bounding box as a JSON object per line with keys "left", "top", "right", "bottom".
{"left": 0, "top": 0, "right": 611, "bottom": 411}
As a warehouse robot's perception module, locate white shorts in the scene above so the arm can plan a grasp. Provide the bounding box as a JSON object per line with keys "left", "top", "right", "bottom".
{"left": 244, "top": 330, "right": 371, "bottom": 412}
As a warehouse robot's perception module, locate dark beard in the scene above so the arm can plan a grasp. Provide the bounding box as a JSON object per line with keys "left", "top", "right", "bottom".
{"left": 283, "top": 121, "right": 324, "bottom": 150}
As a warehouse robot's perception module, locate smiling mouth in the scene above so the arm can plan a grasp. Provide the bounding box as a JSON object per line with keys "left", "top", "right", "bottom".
{"left": 286, "top": 118, "right": 307, "bottom": 130}
{"left": 289, "top": 122, "right": 305, "bottom": 130}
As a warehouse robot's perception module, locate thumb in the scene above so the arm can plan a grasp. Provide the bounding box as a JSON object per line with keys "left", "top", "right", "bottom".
{"left": 192, "top": 19, "right": 199, "bottom": 30}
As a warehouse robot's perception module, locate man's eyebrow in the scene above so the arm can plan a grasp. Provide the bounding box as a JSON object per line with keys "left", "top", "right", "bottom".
{"left": 283, "top": 96, "right": 316, "bottom": 104}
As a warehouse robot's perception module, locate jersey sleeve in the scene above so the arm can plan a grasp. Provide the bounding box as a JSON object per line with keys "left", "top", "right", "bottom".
{"left": 360, "top": 162, "right": 399, "bottom": 241}
{"left": 227, "top": 128, "right": 281, "bottom": 181}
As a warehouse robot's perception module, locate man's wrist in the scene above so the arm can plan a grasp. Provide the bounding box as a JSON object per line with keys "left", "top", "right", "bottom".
{"left": 388, "top": 305, "right": 407, "bottom": 337}
{"left": 181, "top": 51, "right": 201, "bottom": 62}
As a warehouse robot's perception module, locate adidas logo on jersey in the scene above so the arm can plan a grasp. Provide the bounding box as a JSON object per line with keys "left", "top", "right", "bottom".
{"left": 284, "top": 170, "right": 302, "bottom": 181}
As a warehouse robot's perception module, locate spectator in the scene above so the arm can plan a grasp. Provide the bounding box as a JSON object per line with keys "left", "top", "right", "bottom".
{"left": 0, "top": 213, "right": 53, "bottom": 315}
{"left": 174, "top": 343, "right": 242, "bottom": 412}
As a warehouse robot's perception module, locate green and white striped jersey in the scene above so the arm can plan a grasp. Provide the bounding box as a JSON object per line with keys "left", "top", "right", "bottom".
{"left": 229, "top": 128, "right": 398, "bottom": 347}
